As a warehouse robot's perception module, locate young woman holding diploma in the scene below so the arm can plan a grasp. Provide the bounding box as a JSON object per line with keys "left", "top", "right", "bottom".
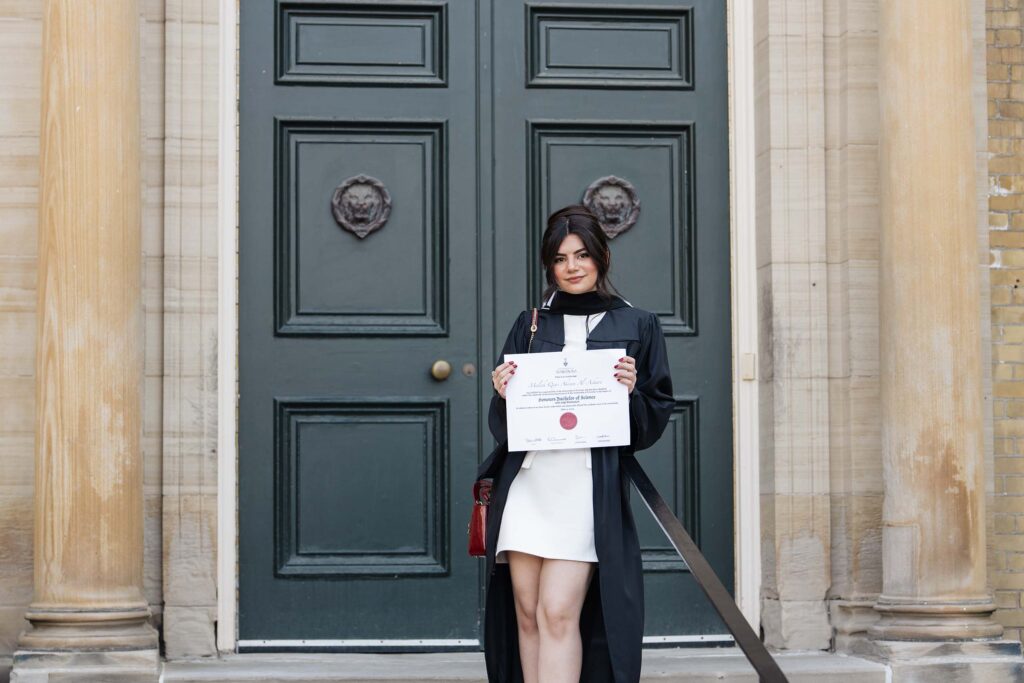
{"left": 477, "top": 205, "right": 675, "bottom": 683}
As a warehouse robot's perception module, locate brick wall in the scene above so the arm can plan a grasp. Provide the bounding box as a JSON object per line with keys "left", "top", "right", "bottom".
{"left": 989, "top": 0, "right": 1024, "bottom": 643}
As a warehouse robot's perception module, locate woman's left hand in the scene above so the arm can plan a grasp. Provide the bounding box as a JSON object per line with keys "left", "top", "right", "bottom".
{"left": 614, "top": 356, "right": 637, "bottom": 394}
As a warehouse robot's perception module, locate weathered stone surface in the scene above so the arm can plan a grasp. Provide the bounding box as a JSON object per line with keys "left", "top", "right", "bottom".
{"left": 0, "top": 609, "right": 27, "bottom": 662}
{"left": 160, "top": 0, "right": 222, "bottom": 658}
{"left": 0, "top": 497, "right": 32, "bottom": 604}
{"left": 11, "top": 649, "right": 159, "bottom": 683}
{"left": 160, "top": 649, "right": 887, "bottom": 682}
{"left": 163, "top": 494, "right": 217, "bottom": 606}
{"left": 164, "top": 605, "right": 216, "bottom": 659}
{"left": 761, "top": 597, "right": 832, "bottom": 650}
{"left": 828, "top": 494, "right": 883, "bottom": 598}
{"left": 858, "top": 640, "right": 1024, "bottom": 683}
{"left": 49, "top": 676, "right": 157, "bottom": 683}
{"left": 830, "top": 599, "right": 880, "bottom": 652}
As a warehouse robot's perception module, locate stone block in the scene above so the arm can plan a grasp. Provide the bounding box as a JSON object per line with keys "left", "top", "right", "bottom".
{"left": 0, "top": 607, "right": 28, "bottom": 662}
{"left": 162, "top": 494, "right": 217, "bottom": 606}
{"left": 143, "top": 494, "right": 163, "bottom": 606}
{"left": 11, "top": 649, "right": 159, "bottom": 683}
{"left": 0, "top": 496, "right": 32, "bottom": 604}
{"left": 163, "top": 604, "right": 216, "bottom": 659}
{"left": 761, "top": 597, "right": 832, "bottom": 650}
{"left": 858, "top": 639, "right": 1024, "bottom": 683}
{"left": 0, "top": 19, "right": 40, "bottom": 138}
{"left": 830, "top": 599, "right": 880, "bottom": 653}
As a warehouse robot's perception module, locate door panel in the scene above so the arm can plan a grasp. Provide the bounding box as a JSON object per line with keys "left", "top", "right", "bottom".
{"left": 239, "top": 0, "right": 480, "bottom": 643}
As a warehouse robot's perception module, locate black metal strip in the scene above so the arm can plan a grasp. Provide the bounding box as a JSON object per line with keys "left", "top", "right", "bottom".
{"left": 622, "top": 455, "right": 789, "bottom": 683}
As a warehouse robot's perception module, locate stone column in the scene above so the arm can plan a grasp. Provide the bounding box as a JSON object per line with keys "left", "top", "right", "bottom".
{"left": 13, "top": 0, "right": 156, "bottom": 678}
{"left": 873, "top": 0, "right": 1000, "bottom": 643}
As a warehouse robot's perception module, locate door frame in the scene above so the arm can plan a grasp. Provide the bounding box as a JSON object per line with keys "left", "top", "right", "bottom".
{"left": 215, "top": 0, "right": 760, "bottom": 653}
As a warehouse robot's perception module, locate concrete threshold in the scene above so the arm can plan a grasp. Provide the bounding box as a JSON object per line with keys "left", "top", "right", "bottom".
{"left": 161, "top": 648, "right": 889, "bottom": 682}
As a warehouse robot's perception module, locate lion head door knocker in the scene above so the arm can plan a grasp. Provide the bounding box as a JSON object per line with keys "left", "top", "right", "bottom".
{"left": 331, "top": 174, "right": 392, "bottom": 239}
{"left": 582, "top": 175, "right": 640, "bottom": 239}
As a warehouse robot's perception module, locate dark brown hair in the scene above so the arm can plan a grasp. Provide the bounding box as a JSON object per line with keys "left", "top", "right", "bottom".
{"left": 540, "top": 205, "right": 622, "bottom": 303}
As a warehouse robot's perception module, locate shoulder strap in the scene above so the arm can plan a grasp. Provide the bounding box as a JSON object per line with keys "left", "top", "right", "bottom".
{"left": 527, "top": 308, "right": 538, "bottom": 353}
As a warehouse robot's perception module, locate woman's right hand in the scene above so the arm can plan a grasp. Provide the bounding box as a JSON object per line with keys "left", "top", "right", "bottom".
{"left": 491, "top": 360, "right": 517, "bottom": 398}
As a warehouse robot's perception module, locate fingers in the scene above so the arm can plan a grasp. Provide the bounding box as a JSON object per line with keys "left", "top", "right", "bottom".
{"left": 492, "top": 360, "right": 518, "bottom": 397}
{"left": 614, "top": 355, "right": 637, "bottom": 394}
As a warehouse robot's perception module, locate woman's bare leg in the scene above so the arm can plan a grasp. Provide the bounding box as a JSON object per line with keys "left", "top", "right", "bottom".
{"left": 536, "top": 559, "right": 595, "bottom": 683}
{"left": 507, "top": 551, "right": 544, "bottom": 683}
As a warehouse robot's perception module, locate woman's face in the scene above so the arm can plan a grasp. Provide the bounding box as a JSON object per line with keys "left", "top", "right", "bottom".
{"left": 552, "top": 233, "right": 599, "bottom": 294}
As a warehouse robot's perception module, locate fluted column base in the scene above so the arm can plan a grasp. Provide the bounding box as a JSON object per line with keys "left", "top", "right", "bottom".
{"left": 868, "top": 597, "right": 1003, "bottom": 641}
{"left": 18, "top": 603, "right": 158, "bottom": 651}
{"left": 11, "top": 604, "right": 158, "bottom": 683}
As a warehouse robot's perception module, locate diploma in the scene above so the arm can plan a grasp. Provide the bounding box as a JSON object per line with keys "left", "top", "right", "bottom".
{"left": 503, "top": 348, "right": 630, "bottom": 452}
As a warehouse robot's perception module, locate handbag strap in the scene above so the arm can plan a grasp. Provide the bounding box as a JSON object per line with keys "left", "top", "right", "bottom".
{"left": 527, "top": 307, "right": 538, "bottom": 353}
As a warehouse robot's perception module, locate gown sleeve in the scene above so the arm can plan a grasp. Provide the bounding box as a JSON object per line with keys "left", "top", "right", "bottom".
{"left": 627, "top": 311, "right": 675, "bottom": 452}
{"left": 487, "top": 310, "right": 529, "bottom": 447}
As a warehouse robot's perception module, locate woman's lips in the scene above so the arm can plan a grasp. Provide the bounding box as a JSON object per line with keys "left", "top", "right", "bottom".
{"left": 568, "top": 276, "right": 583, "bottom": 283}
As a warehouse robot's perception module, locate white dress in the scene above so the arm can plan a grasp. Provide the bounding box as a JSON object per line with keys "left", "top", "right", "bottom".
{"left": 494, "top": 311, "right": 604, "bottom": 564}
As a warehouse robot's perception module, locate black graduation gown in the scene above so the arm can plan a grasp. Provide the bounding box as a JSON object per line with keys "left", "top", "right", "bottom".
{"left": 476, "top": 305, "right": 675, "bottom": 683}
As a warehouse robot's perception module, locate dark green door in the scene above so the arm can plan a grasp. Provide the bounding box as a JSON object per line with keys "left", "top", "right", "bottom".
{"left": 239, "top": 0, "right": 731, "bottom": 648}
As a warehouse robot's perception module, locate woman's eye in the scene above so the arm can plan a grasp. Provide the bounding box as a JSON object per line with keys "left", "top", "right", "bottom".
{"left": 579, "top": 253, "right": 589, "bottom": 259}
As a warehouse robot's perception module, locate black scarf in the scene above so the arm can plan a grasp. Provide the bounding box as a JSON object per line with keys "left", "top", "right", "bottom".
{"left": 546, "top": 289, "right": 630, "bottom": 315}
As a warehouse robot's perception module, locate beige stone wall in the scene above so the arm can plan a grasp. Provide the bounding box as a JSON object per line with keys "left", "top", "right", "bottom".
{"left": 0, "top": 7, "right": 40, "bottom": 674}
{"left": 757, "top": 0, "right": 995, "bottom": 650}
{"left": 160, "top": 0, "right": 222, "bottom": 658}
{"left": 754, "top": 0, "right": 833, "bottom": 650}
{"left": 988, "top": 0, "right": 1024, "bottom": 644}
{"left": 0, "top": 0, "right": 167, "bottom": 674}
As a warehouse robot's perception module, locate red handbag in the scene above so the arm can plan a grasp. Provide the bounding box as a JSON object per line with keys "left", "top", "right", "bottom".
{"left": 469, "top": 308, "right": 539, "bottom": 557}
{"left": 468, "top": 479, "right": 492, "bottom": 557}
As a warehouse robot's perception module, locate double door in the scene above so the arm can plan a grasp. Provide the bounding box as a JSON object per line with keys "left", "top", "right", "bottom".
{"left": 238, "top": 0, "right": 731, "bottom": 646}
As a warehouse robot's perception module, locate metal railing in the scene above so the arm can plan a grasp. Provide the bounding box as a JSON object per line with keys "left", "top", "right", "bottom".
{"left": 622, "top": 455, "right": 789, "bottom": 683}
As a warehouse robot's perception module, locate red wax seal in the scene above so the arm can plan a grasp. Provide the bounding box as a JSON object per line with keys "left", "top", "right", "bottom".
{"left": 560, "top": 412, "right": 578, "bottom": 430}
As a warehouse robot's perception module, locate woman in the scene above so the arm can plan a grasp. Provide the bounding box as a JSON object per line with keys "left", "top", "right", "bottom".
{"left": 476, "top": 205, "right": 675, "bottom": 683}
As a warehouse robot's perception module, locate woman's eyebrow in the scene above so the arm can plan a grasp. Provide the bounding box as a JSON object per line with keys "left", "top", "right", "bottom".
{"left": 556, "top": 248, "right": 588, "bottom": 257}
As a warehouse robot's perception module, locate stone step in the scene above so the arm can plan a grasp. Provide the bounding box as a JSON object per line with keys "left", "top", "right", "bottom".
{"left": 161, "top": 648, "right": 889, "bottom": 683}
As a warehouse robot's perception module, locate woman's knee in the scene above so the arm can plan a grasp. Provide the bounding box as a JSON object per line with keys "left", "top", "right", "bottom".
{"left": 515, "top": 600, "right": 539, "bottom": 635}
{"left": 536, "top": 600, "right": 579, "bottom": 640}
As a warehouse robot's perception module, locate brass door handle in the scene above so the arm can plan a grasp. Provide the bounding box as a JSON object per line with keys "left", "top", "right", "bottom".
{"left": 431, "top": 359, "right": 452, "bottom": 381}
